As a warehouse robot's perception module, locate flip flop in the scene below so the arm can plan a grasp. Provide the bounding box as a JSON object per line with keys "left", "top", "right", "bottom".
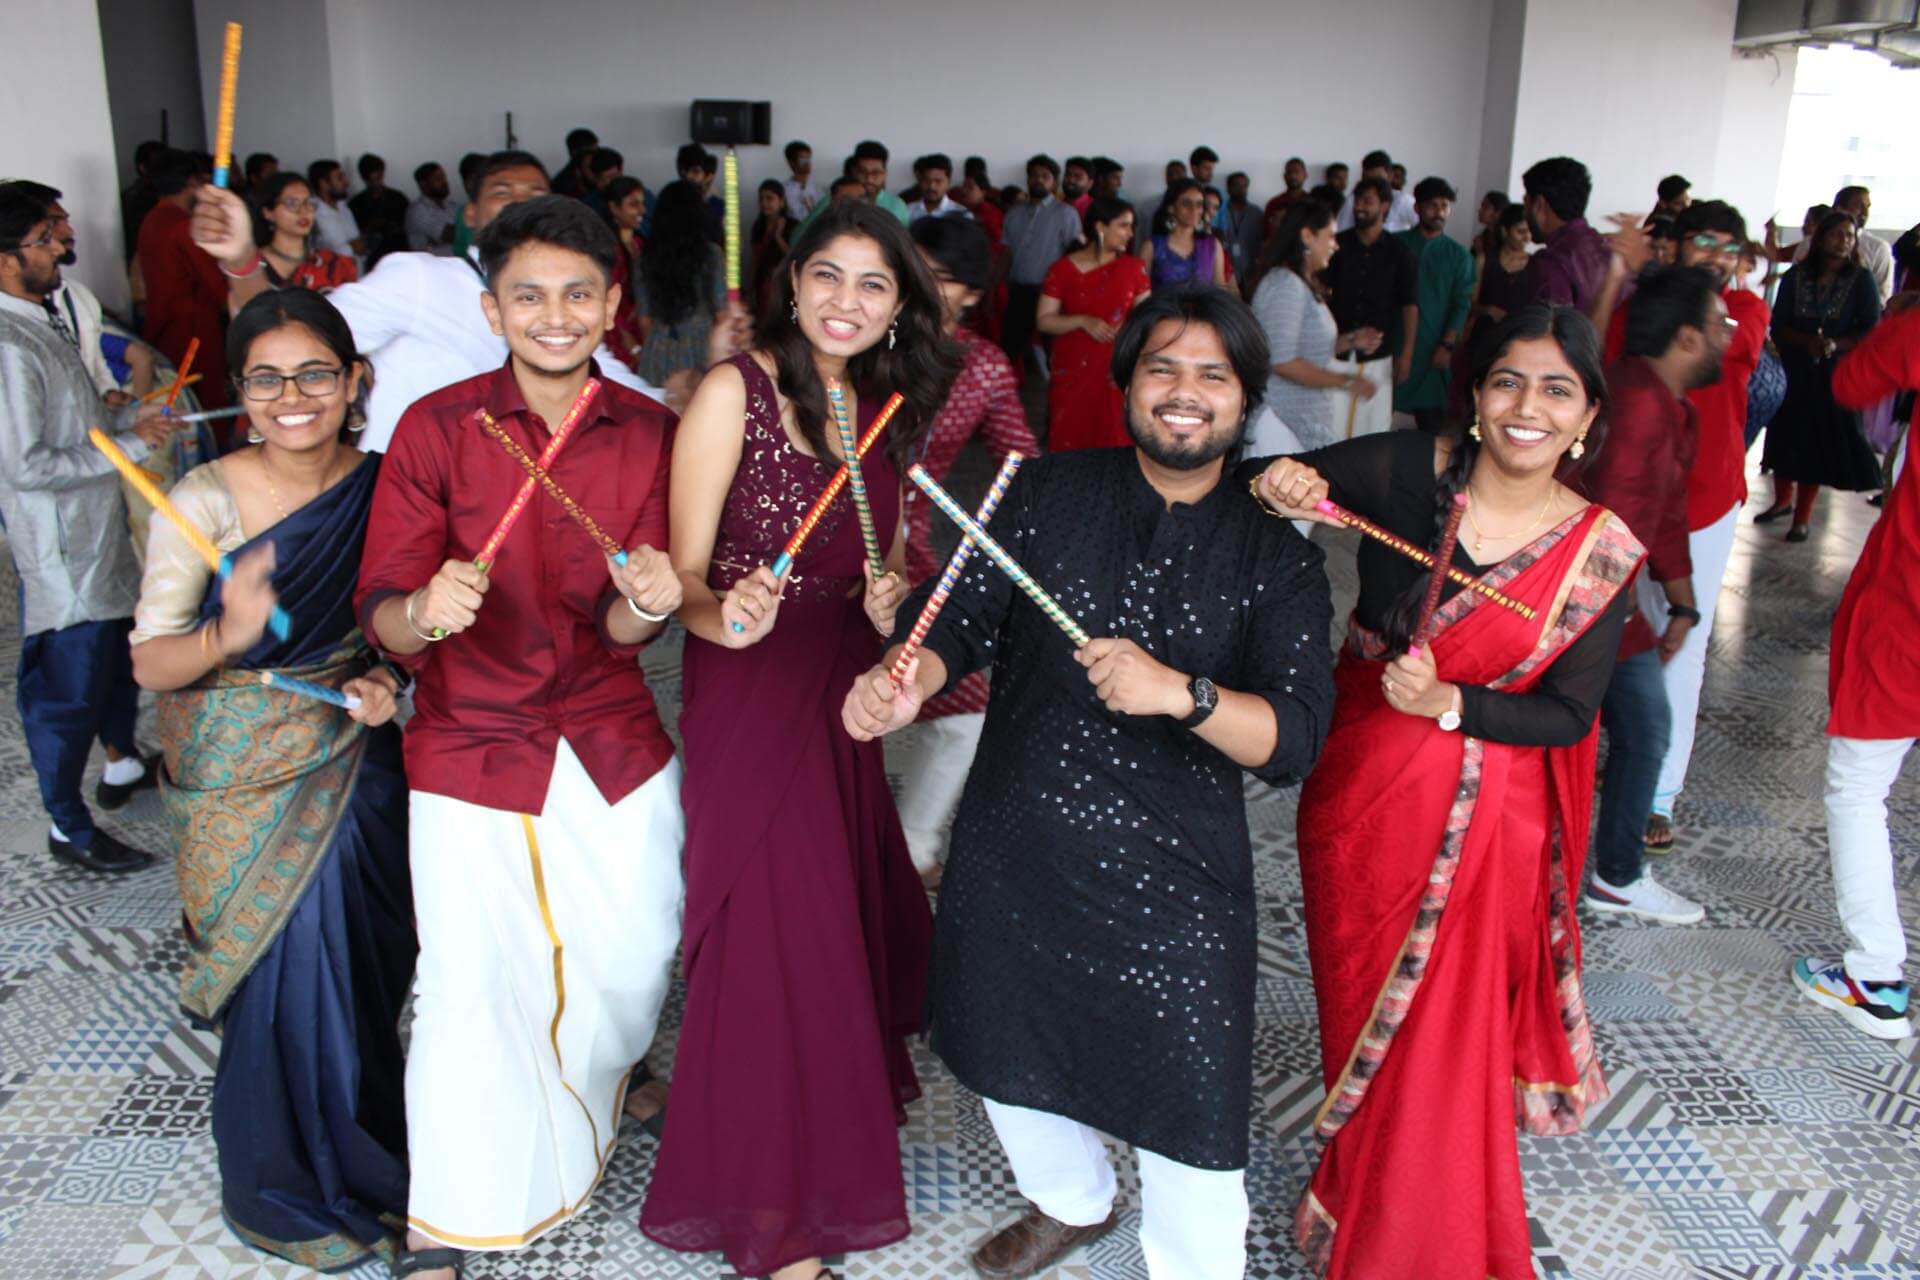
{"left": 1644, "top": 813, "right": 1675, "bottom": 853}
{"left": 393, "top": 1246, "right": 463, "bottom": 1277}
{"left": 629, "top": 1061, "right": 668, "bottom": 1140}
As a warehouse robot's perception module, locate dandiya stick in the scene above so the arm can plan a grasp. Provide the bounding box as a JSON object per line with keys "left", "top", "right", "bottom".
{"left": 473, "top": 378, "right": 601, "bottom": 569}
{"left": 88, "top": 428, "right": 291, "bottom": 640}
{"left": 479, "top": 413, "right": 628, "bottom": 565}
{"left": 210, "top": 22, "right": 242, "bottom": 189}
{"left": 167, "top": 404, "right": 246, "bottom": 424}
{"left": 908, "top": 464, "right": 1090, "bottom": 648}
{"left": 260, "top": 671, "right": 359, "bottom": 711}
{"left": 889, "top": 452, "right": 1021, "bottom": 687}
{"left": 727, "top": 393, "right": 902, "bottom": 632}
{"left": 723, "top": 146, "right": 741, "bottom": 305}
{"left": 1344, "top": 385, "right": 1359, "bottom": 440}
{"left": 826, "top": 380, "right": 885, "bottom": 578}
{"left": 1411, "top": 493, "right": 1469, "bottom": 650}
{"left": 140, "top": 373, "right": 200, "bottom": 403}
{"left": 1313, "top": 497, "right": 1535, "bottom": 621}
{"left": 161, "top": 338, "right": 199, "bottom": 413}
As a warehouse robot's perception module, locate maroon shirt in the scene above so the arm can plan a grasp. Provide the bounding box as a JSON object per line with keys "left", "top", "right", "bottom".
{"left": 1577, "top": 356, "right": 1696, "bottom": 660}
{"left": 355, "top": 360, "right": 675, "bottom": 814}
{"left": 1518, "top": 216, "right": 1611, "bottom": 315}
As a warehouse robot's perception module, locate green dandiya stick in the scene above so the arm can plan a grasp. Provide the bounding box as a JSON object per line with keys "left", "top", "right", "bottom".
{"left": 907, "top": 464, "right": 1090, "bottom": 648}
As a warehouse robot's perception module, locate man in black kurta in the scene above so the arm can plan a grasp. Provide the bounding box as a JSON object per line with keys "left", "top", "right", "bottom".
{"left": 846, "top": 288, "right": 1335, "bottom": 1280}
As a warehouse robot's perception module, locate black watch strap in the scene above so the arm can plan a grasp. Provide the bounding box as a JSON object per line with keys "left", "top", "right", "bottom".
{"left": 1179, "top": 676, "right": 1218, "bottom": 729}
{"left": 1666, "top": 604, "right": 1702, "bottom": 624}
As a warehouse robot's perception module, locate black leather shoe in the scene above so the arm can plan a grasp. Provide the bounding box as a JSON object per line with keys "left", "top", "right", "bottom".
{"left": 1785, "top": 525, "right": 1811, "bottom": 543}
{"left": 95, "top": 754, "right": 161, "bottom": 811}
{"left": 1753, "top": 503, "right": 1794, "bottom": 525}
{"left": 48, "top": 828, "right": 154, "bottom": 874}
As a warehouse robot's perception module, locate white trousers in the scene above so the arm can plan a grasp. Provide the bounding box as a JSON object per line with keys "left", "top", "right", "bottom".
{"left": 1825, "top": 736, "right": 1912, "bottom": 982}
{"left": 984, "top": 1097, "right": 1248, "bottom": 1280}
{"left": 1326, "top": 356, "right": 1394, "bottom": 441}
{"left": 890, "top": 712, "right": 985, "bottom": 873}
{"left": 406, "top": 741, "right": 685, "bottom": 1250}
{"left": 1637, "top": 502, "right": 1741, "bottom": 817}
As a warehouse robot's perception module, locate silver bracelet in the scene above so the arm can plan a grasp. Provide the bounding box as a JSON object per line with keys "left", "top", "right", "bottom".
{"left": 626, "top": 595, "right": 669, "bottom": 623}
{"left": 404, "top": 590, "right": 442, "bottom": 642}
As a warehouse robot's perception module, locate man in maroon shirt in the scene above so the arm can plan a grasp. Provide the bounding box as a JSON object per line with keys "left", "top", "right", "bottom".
{"left": 1579, "top": 265, "right": 1730, "bottom": 926}
{"left": 136, "top": 149, "right": 231, "bottom": 408}
{"left": 1516, "top": 156, "right": 1611, "bottom": 317}
{"left": 354, "top": 197, "right": 683, "bottom": 1276}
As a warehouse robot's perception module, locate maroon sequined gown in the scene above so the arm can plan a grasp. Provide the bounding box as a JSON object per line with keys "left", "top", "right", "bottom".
{"left": 641, "top": 354, "right": 930, "bottom": 1275}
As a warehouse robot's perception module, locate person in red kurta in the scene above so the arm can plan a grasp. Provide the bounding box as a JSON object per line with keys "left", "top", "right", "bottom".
{"left": 137, "top": 152, "right": 231, "bottom": 407}
{"left": 1790, "top": 298, "right": 1920, "bottom": 1041}
{"left": 1037, "top": 197, "right": 1151, "bottom": 451}
{"left": 353, "top": 197, "right": 685, "bottom": 1279}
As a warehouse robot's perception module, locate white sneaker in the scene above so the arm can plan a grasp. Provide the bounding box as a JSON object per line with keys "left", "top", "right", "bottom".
{"left": 1584, "top": 871, "right": 1706, "bottom": 925}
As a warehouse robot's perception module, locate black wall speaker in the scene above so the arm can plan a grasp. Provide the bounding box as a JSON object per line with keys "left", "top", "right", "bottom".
{"left": 689, "top": 100, "right": 771, "bottom": 147}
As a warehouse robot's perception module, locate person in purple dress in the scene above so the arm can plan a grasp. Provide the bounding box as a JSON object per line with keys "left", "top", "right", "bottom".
{"left": 1142, "top": 177, "right": 1227, "bottom": 292}
{"left": 642, "top": 200, "right": 962, "bottom": 1280}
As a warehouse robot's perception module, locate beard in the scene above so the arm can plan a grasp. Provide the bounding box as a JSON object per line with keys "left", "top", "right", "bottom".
{"left": 1692, "top": 346, "right": 1725, "bottom": 391}
{"left": 1126, "top": 401, "right": 1247, "bottom": 471}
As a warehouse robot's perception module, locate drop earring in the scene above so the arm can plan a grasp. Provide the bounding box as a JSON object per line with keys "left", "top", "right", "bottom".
{"left": 247, "top": 428, "right": 264, "bottom": 444}
{"left": 1570, "top": 437, "right": 1586, "bottom": 460}
{"left": 789, "top": 299, "right": 799, "bottom": 324}
{"left": 1468, "top": 416, "right": 1482, "bottom": 442}
{"left": 888, "top": 324, "right": 897, "bottom": 351}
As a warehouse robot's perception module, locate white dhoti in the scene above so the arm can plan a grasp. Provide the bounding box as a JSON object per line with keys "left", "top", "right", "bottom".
{"left": 405, "top": 739, "right": 684, "bottom": 1250}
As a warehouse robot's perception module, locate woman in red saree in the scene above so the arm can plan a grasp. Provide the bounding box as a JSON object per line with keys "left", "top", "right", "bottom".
{"left": 1036, "top": 196, "right": 1150, "bottom": 451}
{"left": 1250, "top": 306, "right": 1644, "bottom": 1280}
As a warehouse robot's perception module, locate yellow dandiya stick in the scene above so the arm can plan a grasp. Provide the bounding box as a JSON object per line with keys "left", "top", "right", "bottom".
{"left": 161, "top": 338, "right": 199, "bottom": 413}
{"left": 908, "top": 464, "right": 1091, "bottom": 648}
{"left": 89, "top": 428, "right": 290, "bottom": 639}
{"left": 140, "top": 373, "right": 200, "bottom": 403}
{"left": 826, "top": 381, "right": 885, "bottom": 578}
{"left": 889, "top": 452, "right": 1022, "bottom": 687}
{"left": 723, "top": 146, "right": 741, "bottom": 305}
{"left": 211, "top": 22, "right": 242, "bottom": 189}
{"left": 1311, "top": 496, "right": 1536, "bottom": 620}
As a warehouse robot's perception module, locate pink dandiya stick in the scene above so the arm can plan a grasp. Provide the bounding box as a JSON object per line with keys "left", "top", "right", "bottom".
{"left": 1313, "top": 497, "right": 1536, "bottom": 621}
{"left": 1411, "top": 493, "right": 1469, "bottom": 650}
{"left": 473, "top": 378, "right": 601, "bottom": 569}
{"left": 889, "top": 452, "right": 1022, "bottom": 687}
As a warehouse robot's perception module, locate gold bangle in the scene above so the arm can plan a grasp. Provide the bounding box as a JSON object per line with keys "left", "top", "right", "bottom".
{"left": 199, "top": 620, "right": 224, "bottom": 668}
{"left": 404, "top": 590, "right": 442, "bottom": 643}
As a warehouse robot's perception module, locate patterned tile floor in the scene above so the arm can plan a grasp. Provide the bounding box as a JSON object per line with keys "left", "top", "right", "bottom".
{"left": 0, "top": 453, "right": 1916, "bottom": 1279}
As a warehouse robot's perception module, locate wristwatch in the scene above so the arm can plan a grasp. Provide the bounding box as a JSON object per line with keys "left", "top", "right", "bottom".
{"left": 1665, "top": 604, "right": 1702, "bottom": 624}
{"left": 1437, "top": 686, "right": 1463, "bottom": 733}
{"left": 1180, "top": 676, "right": 1218, "bottom": 730}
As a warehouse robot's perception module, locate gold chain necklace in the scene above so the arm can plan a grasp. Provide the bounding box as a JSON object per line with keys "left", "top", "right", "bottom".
{"left": 1463, "top": 484, "right": 1557, "bottom": 555}
{"left": 259, "top": 446, "right": 338, "bottom": 522}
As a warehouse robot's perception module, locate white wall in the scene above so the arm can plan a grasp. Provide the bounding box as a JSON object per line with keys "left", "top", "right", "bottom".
{"left": 3, "top": 0, "right": 128, "bottom": 311}
{"left": 1714, "top": 45, "right": 1798, "bottom": 234}
{"left": 199, "top": 0, "right": 1502, "bottom": 238}
{"left": 98, "top": 0, "right": 206, "bottom": 187}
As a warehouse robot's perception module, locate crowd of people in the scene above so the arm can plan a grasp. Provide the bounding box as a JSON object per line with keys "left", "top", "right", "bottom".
{"left": 1, "top": 117, "right": 1917, "bottom": 1280}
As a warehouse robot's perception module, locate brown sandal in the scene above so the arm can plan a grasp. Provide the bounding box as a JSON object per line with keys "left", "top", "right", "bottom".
{"left": 1644, "top": 813, "right": 1675, "bottom": 853}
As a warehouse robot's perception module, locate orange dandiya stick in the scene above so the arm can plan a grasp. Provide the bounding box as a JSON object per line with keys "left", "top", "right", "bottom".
{"left": 1313, "top": 497, "right": 1535, "bottom": 621}
{"left": 889, "top": 452, "right": 1022, "bottom": 686}
{"left": 140, "top": 373, "right": 200, "bottom": 404}
{"left": 211, "top": 22, "right": 242, "bottom": 189}
{"left": 161, "top": 338, "right": 199, "bottom": 413}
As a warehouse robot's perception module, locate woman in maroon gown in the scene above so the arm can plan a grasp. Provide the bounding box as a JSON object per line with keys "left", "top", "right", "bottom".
{"left": 643, "top": 201, "right": 961, "bottom": 1280}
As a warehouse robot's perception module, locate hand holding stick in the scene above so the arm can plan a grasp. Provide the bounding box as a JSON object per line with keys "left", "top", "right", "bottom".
{"left": 908, "top": 464, "right": 1089, "bottom": 647}
{"left": 1410, "top": 493, "right": 1469, "bottom": 652}
{"left": 1314, "top": 497, "right": 1535, "bottom": 621}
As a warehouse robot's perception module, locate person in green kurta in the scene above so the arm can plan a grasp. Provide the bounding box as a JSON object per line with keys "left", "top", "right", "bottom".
{"left": 1394, "top": 176, "right": 1476, "bottom": 432}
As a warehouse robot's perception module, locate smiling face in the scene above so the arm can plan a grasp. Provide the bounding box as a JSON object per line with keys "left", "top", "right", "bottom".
{"left": 264, "top": 181, "right": 317, "bottom": 241}
{"left": 1096, "top": 210, "right": 1136, "bottom": 256}
{"left": 790, "top": 232, "right": 903, "bottom": 358}
{"left": 1678, "top": 229, "right": 1738, "bottom": 289}
{"left": 1302, "top": 220, "right": 1338, "bottom": 273}
{"left": 468, "top": 163, "right": 550, "bottom": 235}
{"left": 1125, "top": 317, "right": 1248, "bottom": 471}
{"left": 480, "top": 241, "right": 616, "bottom": 380}
{"left": 237, "top": 322, "right": 362, "bottom": 450}
{"left": 1471, "top": 336, "right": 1599, "bottom": 476}
{"left": 613, "top": 187, "right": 646, "bottom": 232}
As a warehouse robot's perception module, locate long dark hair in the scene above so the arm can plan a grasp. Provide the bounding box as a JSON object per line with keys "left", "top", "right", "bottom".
{"left": 1380, "top": 305, "right": 1607, "bottom": 651}
{"left": 1249, "top": 198, "right": 1335, "bottom": 294}
{"left": 750, "top": 178, "right": 789, "bottom": 245}
{"left": 1805, "top": 209, "right": 1864, "bottom": 276}
{"left": 638, "top": 179, "right": 713, "bottom": 326}
{"left": 754, "top": 200, "right": 963, "bottom": 465}
{"left": 226, "top": 289, "right": 370, "bottom": 441}
{"left": 251, "top": 172, "right": 311, "bottom": 249}
{"left": 1152, "top": 177, "right": 1209, "bottom": 237}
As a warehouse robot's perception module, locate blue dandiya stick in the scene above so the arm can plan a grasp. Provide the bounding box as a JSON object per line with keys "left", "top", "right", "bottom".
{"left": 907, "top": 464, "right": 1091, "bottom": 648}
{"left": 259, "top": 670, "right": 360, "bottom": 710}
{"left": 826, "top": 380, "right": 886, "bottom": 578}
{"left": 89, "top": 429, "right": 291, "bottom": 640}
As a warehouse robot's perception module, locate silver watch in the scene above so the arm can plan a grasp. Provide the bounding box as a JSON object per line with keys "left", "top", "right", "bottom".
{"left": 1437, "top": 687, "right": 1462, "bottom": 733}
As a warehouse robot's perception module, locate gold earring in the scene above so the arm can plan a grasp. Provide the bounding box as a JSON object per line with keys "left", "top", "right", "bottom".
{"left": 1468, "top": 417, "right": 1482, "bottom": 442}
{"left": 1570, "top": 437, "right": 1586, "bottom": 460}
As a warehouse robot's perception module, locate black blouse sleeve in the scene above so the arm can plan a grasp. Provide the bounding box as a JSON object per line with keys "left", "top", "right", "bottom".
{"left": 1234, "top": 431, "right": 1408, "bottom": 525}
{"left": 1455, "top": 586, "right": 1634, "bottom": 747}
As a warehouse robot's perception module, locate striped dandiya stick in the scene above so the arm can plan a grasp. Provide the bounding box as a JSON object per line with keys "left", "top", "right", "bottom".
{"left": 889, "top": 452, "right": 1021, "bottom": 687}
{"left": 908, "top": 464, "right": 1090, "bottom": 648}
{"left": 140, "top": 373, "right": 200, "bottom": 403}
{"left": 260, "top": 670, "right": 359, "bottom": 711}
{"left": 88, "top": 428, "right": 291, "bottom": 640}
{"left": 1314, "top": 497, "right": 1535, "bottom": 620}
{"left": 167, "top": 405, "right": 246, "bottom": 424}
{"left": 161, "top": 337, "right": 199, "bottom": 413}
{"left": 210, "top": 22, "right": 242, "bottom": 189}
{"left": 473, "top": 379, "right": 601, "bottom": 569}
{"left": 723, "top": 147, "right": 741, "bottom": 305}
{"left": 478, "top": 413, "right": 628, "bottom": 565}
{"left": 826, "top": 381, "right": 885, "bottom": 578}
{"left": 1411, "top": 492, "right": 1470, "bottom": 650}
{"left": 728, "top": 393, "right": 902, "bottom": 632}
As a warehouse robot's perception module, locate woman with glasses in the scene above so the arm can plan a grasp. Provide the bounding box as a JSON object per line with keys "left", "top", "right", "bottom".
{"left": 1140, "top": 178, "right": 1227, "bottom": 291}
{"left": 254, "top": 173, "right": 358, "bottom": 291}
{"left": 130, "top": 289, "right": 412, "bottom": 1272}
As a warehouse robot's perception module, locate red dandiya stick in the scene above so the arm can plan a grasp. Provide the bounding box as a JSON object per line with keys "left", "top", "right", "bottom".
{"left": 473, "top": 378, "right": 601, "bottom": 569}
{"left": 479, "top": 413, "right": 627, "bottom": 564}
{"left": 1411, "top": 493, "right": 1469, "bottom": 649}
{"left": 1314, "top": 497, "right": 1536, "bottom": 621}
{"left": 161, "top": 338, "right": 199, "bottom": 413}
{"left": 889, "top": 452, "right": 1022, "bottom": 687}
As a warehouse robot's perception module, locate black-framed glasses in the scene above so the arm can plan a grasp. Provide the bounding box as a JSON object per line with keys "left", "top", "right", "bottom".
{"left": 237, "top": 367, "right": 344, "bottom": 400}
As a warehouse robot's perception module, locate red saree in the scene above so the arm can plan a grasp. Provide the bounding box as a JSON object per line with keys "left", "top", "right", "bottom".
{"left": 1294, "top": 505, "right": 1644, "bottom": 1280}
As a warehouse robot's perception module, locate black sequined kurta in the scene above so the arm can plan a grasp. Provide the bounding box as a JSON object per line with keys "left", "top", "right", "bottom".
{"left": 906, "top": 448, "right": 1335, "bottom": 1169}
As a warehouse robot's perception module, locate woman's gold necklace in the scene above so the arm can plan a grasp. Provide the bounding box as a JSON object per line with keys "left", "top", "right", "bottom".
{"left": 259, "top": 446, "right": 336, "bottom": 522}
{"left": 1463, "top": 484, "right": 1557, "bottom": 555}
